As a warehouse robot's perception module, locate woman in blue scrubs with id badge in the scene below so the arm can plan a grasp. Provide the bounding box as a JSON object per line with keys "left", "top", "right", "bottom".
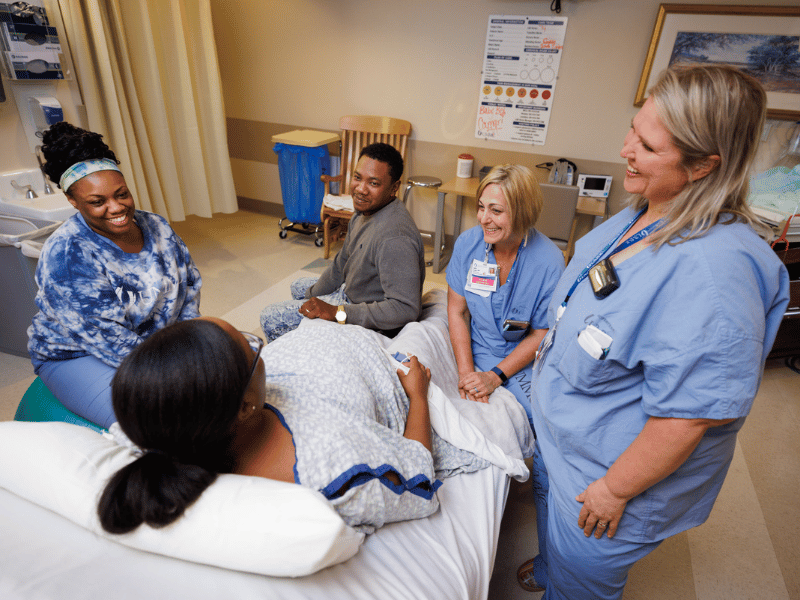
{"left": 517, "top": 66, "right": 790, "bottom": 599}
{"left": 446, "top": 164, "right": 564, "bottom": 424}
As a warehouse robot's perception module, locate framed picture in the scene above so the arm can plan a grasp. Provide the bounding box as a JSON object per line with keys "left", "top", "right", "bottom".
{"left": 635, "top": 4, "right": 800, "bottom": 120}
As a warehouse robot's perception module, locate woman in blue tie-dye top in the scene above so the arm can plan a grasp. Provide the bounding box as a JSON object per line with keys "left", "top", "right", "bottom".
{"left": 27, "top": 122, "right": 202, "bottom": 428}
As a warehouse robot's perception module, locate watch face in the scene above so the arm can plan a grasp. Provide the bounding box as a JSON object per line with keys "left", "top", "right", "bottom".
{"left": 336, "top": 310, "right": 346, "bottom": 323}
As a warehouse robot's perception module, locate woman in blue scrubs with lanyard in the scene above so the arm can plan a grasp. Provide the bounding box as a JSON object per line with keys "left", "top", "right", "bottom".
{"left": 446, "top": 164, "right": 564, "bottom": 424}
{"left": 516, "top": 65, "right": 790, "bottom": 599}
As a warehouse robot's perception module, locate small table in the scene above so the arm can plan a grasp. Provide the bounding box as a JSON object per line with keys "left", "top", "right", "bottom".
{"left": 433, "top": 177, "right": 480, "bottom": 273}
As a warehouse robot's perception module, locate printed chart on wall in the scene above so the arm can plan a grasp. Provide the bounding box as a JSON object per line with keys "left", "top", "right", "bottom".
{"left": 475, "top": 15, "right": 568, "bottom": 145}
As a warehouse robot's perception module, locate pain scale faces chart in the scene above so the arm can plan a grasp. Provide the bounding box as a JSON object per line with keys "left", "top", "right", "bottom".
{"left": 475, "top": 16, "right": 568, "bottom": 145}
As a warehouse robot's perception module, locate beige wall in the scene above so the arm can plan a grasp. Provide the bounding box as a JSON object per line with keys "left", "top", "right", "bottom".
{"left": 209, "top": 0, "right": 795, "bottom": 233}
{"left": 1, "top": 0, "right": 793, "bottom": 229}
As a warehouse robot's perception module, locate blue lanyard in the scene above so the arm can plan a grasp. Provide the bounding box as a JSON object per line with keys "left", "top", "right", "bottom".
{"left": 535, "top": 209, "right": 662, "bottom": 374}
{"left": 534, "top": 209, "right": 661, "bottom": 373}
{"left": 483, "top": 233, "right": 528, "bottom": 262}
{"left": 562, "top": 208, "right": 662, "bottom": 305}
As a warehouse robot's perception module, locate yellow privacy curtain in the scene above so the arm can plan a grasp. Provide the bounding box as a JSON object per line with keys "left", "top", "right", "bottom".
{"left": 54, "top": 0, "right": 236, "bottom": 219}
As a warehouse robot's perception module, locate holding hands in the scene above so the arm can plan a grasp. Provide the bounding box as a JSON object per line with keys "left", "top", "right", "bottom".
{"left": 458, "top": 370, "right": 502, "bottom": 403}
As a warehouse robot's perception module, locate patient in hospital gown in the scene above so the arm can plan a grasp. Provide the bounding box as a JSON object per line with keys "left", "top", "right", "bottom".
{"left": 98, "top": 317, "right": 488, "bottom": 537}
{"left": 264, "top": 323, "right": 488, "bottom": 532}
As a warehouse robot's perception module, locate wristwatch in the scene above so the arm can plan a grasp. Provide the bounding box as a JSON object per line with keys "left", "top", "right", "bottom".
{"left": 335, "top": 305, "right": 347, "bottom": 324}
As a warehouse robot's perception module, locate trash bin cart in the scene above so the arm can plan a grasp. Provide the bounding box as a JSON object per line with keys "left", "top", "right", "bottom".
{"left": 272, "top": 129, "right": 340, "bottom": 246}
{"left": 0, "top": 215, "right": 61, "bottom": 357}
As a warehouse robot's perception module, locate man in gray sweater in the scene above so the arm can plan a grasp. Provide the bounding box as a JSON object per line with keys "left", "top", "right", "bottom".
{"left": 260, "top": 143, "right": 425, "bottom": 341}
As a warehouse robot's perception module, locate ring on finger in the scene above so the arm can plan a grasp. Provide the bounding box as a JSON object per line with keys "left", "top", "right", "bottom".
{"left": 597, "top": 521, "right": 608, "bottom": 528}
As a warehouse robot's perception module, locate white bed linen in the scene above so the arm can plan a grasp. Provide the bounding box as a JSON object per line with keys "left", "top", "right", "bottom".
{"left": 0, "top": 288, "right": 526, "bottom": 598}
{"left": 0, "top": 465, "right": 507, "bottom": 600}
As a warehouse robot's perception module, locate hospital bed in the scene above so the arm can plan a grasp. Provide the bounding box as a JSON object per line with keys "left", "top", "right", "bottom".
{"left": 0, "top": 289, "right": 533, "bottom": 600}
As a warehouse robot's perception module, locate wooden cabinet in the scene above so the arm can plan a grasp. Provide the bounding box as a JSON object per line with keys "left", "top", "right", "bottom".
{"left": 769, "top": 243, "right": 800, "bottom": 359}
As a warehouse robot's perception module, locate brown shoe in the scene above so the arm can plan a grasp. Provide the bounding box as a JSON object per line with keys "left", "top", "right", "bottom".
{"left": 517, "top": 558, "right": 545, "bottom": 593}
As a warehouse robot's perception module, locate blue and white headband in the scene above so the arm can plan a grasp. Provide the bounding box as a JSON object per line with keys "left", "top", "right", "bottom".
{"left": 59, "top": 158, "right": 122, "bottom": 192}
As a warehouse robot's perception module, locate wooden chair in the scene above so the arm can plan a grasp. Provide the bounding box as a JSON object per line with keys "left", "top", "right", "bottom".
{"left": 320, "top": 115, "right": 412, "bottom": 258}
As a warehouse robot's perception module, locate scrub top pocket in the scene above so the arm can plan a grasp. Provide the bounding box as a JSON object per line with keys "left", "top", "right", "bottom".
{"left": 556, "top": 331, "right": 637, "bottom": 396}
{"left": 501, "top": 328, "right": 527, "bottom": 342}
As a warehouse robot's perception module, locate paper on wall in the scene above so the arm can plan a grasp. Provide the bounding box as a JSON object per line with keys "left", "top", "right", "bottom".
{"left": 475, "top": 15, "right": 568, "bottom": 146}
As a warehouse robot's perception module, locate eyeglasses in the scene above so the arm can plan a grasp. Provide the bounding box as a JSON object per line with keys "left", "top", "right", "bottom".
{"left": 240, "top": 331, "right": 264, "bottom": 390}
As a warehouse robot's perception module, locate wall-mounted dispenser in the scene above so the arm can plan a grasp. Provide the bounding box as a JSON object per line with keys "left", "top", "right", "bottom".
{"left": 28, "top": 95, "right": 62, "bottom": 134}
{"left": 10, "top": 81, "right": 63, "bottom": 152}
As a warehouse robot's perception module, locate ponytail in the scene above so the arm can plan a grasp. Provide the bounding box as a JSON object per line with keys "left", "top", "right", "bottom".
{"left": 98, "top": 452, "right": 217, "bottom": 533}
{"left": 97, "top": 319, "right": 249, "bottom": 534}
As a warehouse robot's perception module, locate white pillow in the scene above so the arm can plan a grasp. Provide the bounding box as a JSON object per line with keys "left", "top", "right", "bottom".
{"left": 0, "top": 421, "right": 364, "bottom": 576}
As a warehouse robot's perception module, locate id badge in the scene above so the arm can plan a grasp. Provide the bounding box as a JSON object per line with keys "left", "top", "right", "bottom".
{"left": 466, "top": 259, "right": 498, "bottom": 294}
{"left": 534, "top": 304, "right": 565, "bottom": 374}
{"left": 534, "top": 327, "right": 556, "bottom": 373}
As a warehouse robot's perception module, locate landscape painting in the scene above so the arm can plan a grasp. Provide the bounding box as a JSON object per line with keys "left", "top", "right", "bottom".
{"left": 669, "top": 32, "right": 800, "bottom": 94}
{"left": 635, "top": 5, "right": 800, "bottom": 119}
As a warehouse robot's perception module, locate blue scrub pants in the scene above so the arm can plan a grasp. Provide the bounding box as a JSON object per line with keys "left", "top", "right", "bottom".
{"left": 259, "top": 277, "right": 349, "bottom": 342}
{"left": 530, "top": 444, "right": 550, "bottom": 588}
{"left": 36, "top": 355, "right": 117, "bottom": 428}
{"left": 534, "top": 445, "right": 663, "bottom": 600}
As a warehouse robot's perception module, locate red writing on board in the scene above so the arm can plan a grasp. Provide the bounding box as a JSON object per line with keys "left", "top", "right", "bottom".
{"left": 477, "top": 115, "right": 504, "bottom": 133}
{"left": 540, "top": 37, "right": 563, "bottom": 50}
{"left": 479, "top": 105, "right": 506, "bottom": 117}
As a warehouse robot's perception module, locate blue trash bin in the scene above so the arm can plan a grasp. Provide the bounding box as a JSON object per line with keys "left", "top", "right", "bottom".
{"left": 271, "top": 129, "right": 339, "bottom": 245}
{"left": 273, "top": 143, "right": 330, "bottom": 224}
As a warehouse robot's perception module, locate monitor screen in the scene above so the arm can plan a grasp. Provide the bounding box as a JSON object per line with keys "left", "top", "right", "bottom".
{"left": 583, "top": 177, "right": 607, "bottom": 191}
{"left": 577, "top": 174, "right": 612, "bottom": 198}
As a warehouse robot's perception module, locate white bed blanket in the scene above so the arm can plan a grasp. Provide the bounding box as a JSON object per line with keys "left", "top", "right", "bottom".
{"left": 0, "top": 289, "right": 525, "bottom": 599}
{"left": 0, "top": 466, "right": 507, "bottom": 600}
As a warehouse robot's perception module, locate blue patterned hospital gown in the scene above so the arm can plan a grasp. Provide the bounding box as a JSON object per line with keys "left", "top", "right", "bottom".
{"left": 28, "top": 210, "right": 201, "bottom": 369}
{"left": 262, "top": 324, "right": 488, "bottom": 532}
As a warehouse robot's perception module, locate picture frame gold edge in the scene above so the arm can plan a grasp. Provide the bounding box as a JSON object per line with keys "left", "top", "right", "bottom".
{"left": 634, "top": 3, "right": 800, "bottom": 117}
{"left": 635, "top": 4, "right": 668, "bottom": 107}
{"left": 768, "top": 108, "right": 800, "bottom": 121}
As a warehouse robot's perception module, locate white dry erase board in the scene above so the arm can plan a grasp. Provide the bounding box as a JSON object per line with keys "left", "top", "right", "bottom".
{"left": 475, "top": 15, "right": 568, "bottom": 146}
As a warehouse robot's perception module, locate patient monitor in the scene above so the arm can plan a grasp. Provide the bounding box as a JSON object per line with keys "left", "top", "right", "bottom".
{"left": 577, "top": 174, "right": 612, "bottom": 198}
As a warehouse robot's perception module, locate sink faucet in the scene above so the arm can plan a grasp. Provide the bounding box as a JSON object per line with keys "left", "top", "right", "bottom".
{"left": 35, "top": 146, "right": 55, "bottom": 194}
{"left": 10, "top": 180, "right": 38, "bottom": 199}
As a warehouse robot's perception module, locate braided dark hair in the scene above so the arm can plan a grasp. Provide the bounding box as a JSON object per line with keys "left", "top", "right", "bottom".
{"left": 40, "top": 121, "right": 120, "bottom": 188}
